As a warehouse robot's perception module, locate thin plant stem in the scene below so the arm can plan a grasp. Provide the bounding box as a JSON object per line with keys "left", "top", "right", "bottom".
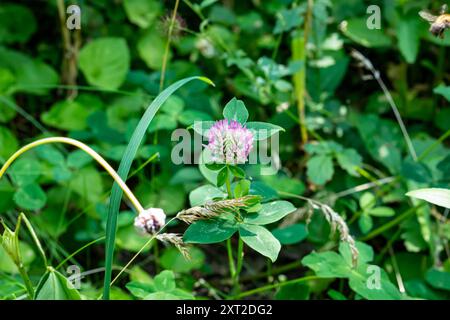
{"left": 0, "top": 96, "right": 50, "bottom": 136}
{"left": 232, "top": 237, "right": 244, "bottom": 294}
{"left": 239, "top": 260, "right": 302, "bottom": 283}
{"left": 351, "top": 50, "right": 417, "bottom": 161}
{"left": 159, "top": 0, "right": 181, "bottom": 91}
{"left": 417, "top": 128, "right": 450, "bottom": 162}
{"left": 272, "top": 32, "right": 283, "bottom": 60}
{"left": 0, "top": 137, "right": 144, "bottom": 213}
{"left": 331, "top": 176, "right": 397, "bottom": 199}
{"left": 232, "top": 275, "right": 320, "bottom": 299}
{"left": 389, "top": 246, "right": 405, "bottom": 293}
{"left": 225, "top": 167, "right": 233, "bottom": 198}
{"left": 18, "top": 264, "right": 34, "bottom": 299}
{"left": 359, "top": 204, "right": 425, "bottom": 241}
{"left": 227, "top": 238, "right": 236, "bottom": 280}
{"left": 292, "top": 0, "right": 314, "bottom": 145}
{"left": 110, "top": 217, "right": 178, "bottom": 286}
{"left": 56, "top": 236, "right": 106, "bottom": 270}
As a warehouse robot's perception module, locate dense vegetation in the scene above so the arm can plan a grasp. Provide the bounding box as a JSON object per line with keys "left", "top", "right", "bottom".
{"left": 0, "top": 0, "right": 449, "bottom": 300}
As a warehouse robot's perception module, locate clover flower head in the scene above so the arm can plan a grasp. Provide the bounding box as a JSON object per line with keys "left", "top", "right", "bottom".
{"left": 134, "top": 208, "right": 166, "bottom": 234}
{"left": 207, "top": 119, "right": 254, "bottom": 165}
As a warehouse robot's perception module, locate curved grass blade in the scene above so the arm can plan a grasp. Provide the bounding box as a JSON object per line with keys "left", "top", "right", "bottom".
{"left": 102, "top": 76, "right": 214, "bottom": 299}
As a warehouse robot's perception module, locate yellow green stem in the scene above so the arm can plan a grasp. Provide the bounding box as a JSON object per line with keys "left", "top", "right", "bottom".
{"left": 0, "top": 137, "right": 144, "bottom": 213}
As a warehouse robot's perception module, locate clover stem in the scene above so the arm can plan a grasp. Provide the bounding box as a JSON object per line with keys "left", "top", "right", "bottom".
{"left": 0, "top": 137, "right": 144, "bottom": 213}
{"left": 225, "top": 166, "right": 233, "bottom": 199}
{"left": 18, "top": 263, "right": 35, "bottom": 299}
{"left": 226, "top": 238, "right": 236, "bottom": 281}
{"left": 232, "top": 237, "right": 244, "bottom": 294}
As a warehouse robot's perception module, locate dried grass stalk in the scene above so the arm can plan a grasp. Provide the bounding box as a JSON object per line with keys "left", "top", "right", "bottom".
{"left": 176, "top": 195, "right": 260, "bottom": 224}
{"left": 156, "top": 233, "right": 190, "bottom": 260}
{"left": 303, "top": 199, "right": 359, "bottom": 267}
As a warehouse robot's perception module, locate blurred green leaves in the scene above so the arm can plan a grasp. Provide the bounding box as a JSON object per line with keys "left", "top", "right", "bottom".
{"left": 79, "top": 37, "right": 130, "bottom": 90}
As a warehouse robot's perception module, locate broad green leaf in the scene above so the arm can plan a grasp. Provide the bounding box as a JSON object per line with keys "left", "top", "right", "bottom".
{"left": 358, "top": 213, "right": 373, "bottom": 234}
{"left": 244, "top": 200, "right": 296, "bottom": 225}
{"left": 79, "top": 37, "right": 130, "bottom": 90}
{"left": 41, "top": 100, "right": 91, "bottom": 131}
{"left": 189, "top": 184, "right": 226, "bottom": 207}
{"left": 153, "top": 270, "right": 176, "bottom": 292}
{"left": 275, "top": 283, "right": 309, "bottom": 300}
{"left": 46, "top": 98, "right": 98, "bottom": 132}
{"left": 245, "top": 122, "right": 284, "bottom": 140}
{"left": 140, "top": 184, "right": 186, "bottom": 214}
{"left": 305, "top": 141, "right": 343, "bottom": 155}
{"left": 170, "top": 168, "right": 203, "bottom": 185}
{"left": 406, "top": 188, "right": 450, "bottom": 209}
{"left": 183, "top": 219, "right": 238, "bottom": 244}
{"left": 0, "top": 4, "right": 36, "bottom": 44}
{"left": 67, "top": 150, "right": 93, "bottom": 169}
{"left": 145, "top": 289, "right": 194, "bottom": 300}
{"left": 10, "top": 158, "right": 41, "bottom": 186}
{"left": 341, "top": 18, "right": 392, "bottom": 48}
{"left": 401, "top": 158, "right": 432, "bottom": 183}
{"left": 405, "top": 279, "right": 447, "bottom": 300}
{"left": 327, "top": 289, "right": 347, "bottom": 300}
{"left": 147, "top": 114, "right": 178, "bottom": 133}
{"left": 260, "top": 175, "right": 305, "bottom": 196}
{"left": 0, "top": 126, "right": 18, "bottom": 161}
{"left": 273, "top": 6, "right": 306, "bottom": 34}
{"left": 198, "top": 145, "right": 220, "bottom": 185}
{"left": 397, "top": 14, "right": 421, "bottom": 63}
{"left": 234, "top": 179, "right": 251, "bottom": 198}
{"left": 301, "top": 251, "right": 350, "bottom": 278}
{"left": 160, "top": 247, "right": 205, "bottom": 273}
{"left": 359, "top": 192, "right": 375, "bottom": 210}
{"left": 35, "top": 267, "right": 81, "bottom": 300}
{"left": 0, "top": 95, "right": 16, "bottom": 122}
{"left": 69, "top": 166, "right": 104, "bottom": 204}
{"left": 425, "top": 268, "right": 450, "bottom": 291}
{"left": 216, "top": 167, "right": 228, "bottom": 187}
{"left": 368, "top": 207, "right": 395, "bottom": 217}
{"left": 353, "top": 114, "right": 402, "bottom": 174}
{"left": 116, "top": 224, "right": 154, "bottom": 252}
{"left": 434, "top": 84, "right": 450, "bottom": 102}
{"left": 138, "top": 30, "right": 170, "bottom": 70}
{"left": 126, "top": 281, "right": 155, "bottom": 299}
{"left": 228, "top": 165, "right": 245, "bottom": 179}
{"left": 239, "top": 224, "right": 281, "bottom": 262}
{"left": 339, "top": 241, "right": 374, "bottom": 267}
{"left": 0, "top": 275, "right": 26, "bottom": 299}
{"left": 0, "top": 242, "right": 35, "bottom": 274}
{"left": 123, "top": 0, "right": 161, "bottom": 28}
{"left": 0, "top": 47, "right": 58, "bottom": 95}
{"left": 306, "top": 154, "right": 334, "bottom": 185}
{"left": 160, "top": 95, "right": 185, "bottom": 116}
{"left": 303, "top": 242, "right": 402, "bottom": 300}
{"left": 249, "top": 181, "right": 278, "bottom": 202}
{"left": 348, "top": 264, "right": 403, "bottom": 300}
{"left": 272, "top": 223, "right": 308, "bottom": 245}
{"left": 192, "top": 121, "right": 215, "bottom": 137}
{"left": 223, "top": 97, "right": 249, "bottom": 124}
{"left": 13, "top": 183, "right": 47, "bottom": 211}
{"left": 336, "top": 148, "right": 362, "bottom": 176}
{"left": 178, "top": 110, "right": 212, "bottom": 126}
{"left": 35, "top": 145, "right": 65, "bottom": 166}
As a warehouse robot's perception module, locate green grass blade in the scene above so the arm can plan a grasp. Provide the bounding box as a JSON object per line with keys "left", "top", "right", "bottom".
{"left": 102, "top": 76, "right": 214, "bottom": 299}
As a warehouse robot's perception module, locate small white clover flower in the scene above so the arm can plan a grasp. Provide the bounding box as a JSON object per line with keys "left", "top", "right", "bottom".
{"left": 207, "top": 119, "right": 254, "bottom": 165}
{"left": 134, "top": 208, "right": 166, "bottom": 234}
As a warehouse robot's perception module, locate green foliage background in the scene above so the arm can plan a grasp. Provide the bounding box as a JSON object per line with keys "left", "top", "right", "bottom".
{"left": 0, "top": 0, "right": 449, "bottom": 300}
